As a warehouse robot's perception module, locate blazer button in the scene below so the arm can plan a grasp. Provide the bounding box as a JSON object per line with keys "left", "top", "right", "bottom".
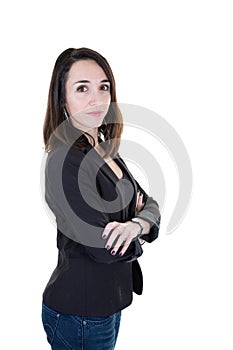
{"left": 83, "top": 320, "right": 87, "bottom": 326}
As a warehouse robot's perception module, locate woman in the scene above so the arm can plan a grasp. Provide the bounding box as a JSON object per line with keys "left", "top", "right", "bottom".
{"left": 42, "top": 47, "right": 161, "bottom": 350}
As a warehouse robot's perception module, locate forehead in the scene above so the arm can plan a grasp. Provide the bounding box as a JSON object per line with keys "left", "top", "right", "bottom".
{"left": 67, "top": 59, "right": 107, "bottom": 83}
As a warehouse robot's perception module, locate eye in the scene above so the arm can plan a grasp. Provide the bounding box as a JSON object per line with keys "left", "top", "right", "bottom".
{"left": 100, "top": 84, "right": 110, "bottom": 91}
{"left": 76, "top": 85, "right": 88, "bottom": 92}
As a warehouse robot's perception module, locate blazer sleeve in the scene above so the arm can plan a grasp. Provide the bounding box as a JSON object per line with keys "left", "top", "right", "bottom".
{"left": 45, "top": 147, "right": 143, "bottom": 264}
{"left": 134, "top": 179, "right": 161, "bottom": 243}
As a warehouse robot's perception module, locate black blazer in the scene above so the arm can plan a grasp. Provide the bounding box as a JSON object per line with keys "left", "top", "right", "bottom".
{"left": 42, "top": 137, "right": 161, "bottom": 316}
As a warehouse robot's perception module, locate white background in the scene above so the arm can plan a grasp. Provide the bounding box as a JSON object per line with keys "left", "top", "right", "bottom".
{"left": 1, "top": 0, "right": 232, "bottom": 349}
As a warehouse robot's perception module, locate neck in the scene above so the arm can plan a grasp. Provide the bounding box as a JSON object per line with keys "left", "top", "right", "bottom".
{"left": 84, "top": 128, "right": 99, "bottom": 146}
{"left": 69, "top": 118, "right": 99, "bottom": 145}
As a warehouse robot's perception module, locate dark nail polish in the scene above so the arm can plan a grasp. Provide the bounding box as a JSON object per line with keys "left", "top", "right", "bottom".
{"left": 102, "top": 235, "right": 107, "bottom": 239}
{"left": 106, "top": 245, "right": 110, "bottom": 251}
{"left": 119, "top": 252, "right": 123, "bottom": 257}
{"left": 111, "top": 250, "right": 116, "bottom": 255}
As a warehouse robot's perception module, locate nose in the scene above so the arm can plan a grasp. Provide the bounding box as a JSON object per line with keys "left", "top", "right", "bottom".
{"left": 88, "top": 89, "right": 102, "bottom": 106}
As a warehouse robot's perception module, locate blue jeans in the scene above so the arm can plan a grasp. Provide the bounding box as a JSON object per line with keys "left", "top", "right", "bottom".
{"left": 41, "top": 302, "right": 121, "bottom": 350}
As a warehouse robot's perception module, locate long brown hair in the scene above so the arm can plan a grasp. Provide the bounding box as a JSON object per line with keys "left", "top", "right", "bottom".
{"left": 43, "top": 47, "right": 123, "bottom": 158}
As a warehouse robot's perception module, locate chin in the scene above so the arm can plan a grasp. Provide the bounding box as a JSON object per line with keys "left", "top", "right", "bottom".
{"left": 86, "top": 122, "right": 103, "bottom": 130}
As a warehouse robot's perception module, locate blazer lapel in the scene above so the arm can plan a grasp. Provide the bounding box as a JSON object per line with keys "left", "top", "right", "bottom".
{"left": 85, "top": 143, "right": 137, "bottom": 218}
{"left": 85, "top": 142, "right": 121, "bottom": 183}
{"left": 114, "top": 153, "right": 138, "bottom": 217}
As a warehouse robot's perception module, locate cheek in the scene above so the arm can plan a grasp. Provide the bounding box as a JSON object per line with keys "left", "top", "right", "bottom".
{"left": 66, "top": 95, "right": 87, "bottom": 114}
{"left": 104, "top": 94, "right": 111, "bottom": 104}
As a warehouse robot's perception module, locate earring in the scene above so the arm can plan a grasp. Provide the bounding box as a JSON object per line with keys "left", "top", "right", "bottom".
{"left": 63, "top": 108, "right": 70, "bottom": 123}
{"left": 103, "top": 118, "right": 111, "bottom": 145}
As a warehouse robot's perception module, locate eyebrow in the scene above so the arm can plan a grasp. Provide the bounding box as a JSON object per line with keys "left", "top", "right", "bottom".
{"left": 73, "top": 79, "right": 110, "bottom": 85}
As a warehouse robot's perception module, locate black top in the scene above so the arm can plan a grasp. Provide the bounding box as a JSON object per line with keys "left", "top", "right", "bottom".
{"left": 42, "top": 137, "right": 161, "bottom": 316}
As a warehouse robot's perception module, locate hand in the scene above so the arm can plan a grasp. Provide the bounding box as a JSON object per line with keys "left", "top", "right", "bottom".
{"left": 136, "top": 191, "right": 145, "bottom": 215}
{"left": 136, "top": 192, "right": 146, "bottom": 245}
{"left": 102, "top": 220, "right": 142, "bottom": 257}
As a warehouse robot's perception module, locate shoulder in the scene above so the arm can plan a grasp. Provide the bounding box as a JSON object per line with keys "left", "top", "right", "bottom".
{"left": 47, "top": 142, "right": 86, "bottom": 169}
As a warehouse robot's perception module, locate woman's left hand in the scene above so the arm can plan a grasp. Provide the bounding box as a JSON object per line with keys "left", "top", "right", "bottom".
{"left": 102, "top": 221, "right": 142, "bottom": 257}
{"left": 135, "top": 191, "right": 145, "bottom": 215}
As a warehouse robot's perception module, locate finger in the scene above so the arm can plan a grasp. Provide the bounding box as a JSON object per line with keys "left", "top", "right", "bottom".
{"left": 109, "top": 236, "right": 126, "bottom": 255}
{"left": 139, "top": 237, "right": 145, "bottom": 245}
{"left": 105, "top": 225, "right": 123, "bottom": 250}
{"left": 118, "top": 237, "right": 132, "bottom": 256}
{"left": 102, "top": 221, "right": 118, "bottom": 239}
{"left": 136, "top": 197, "right": 144, "bottom": 213}
{"left": 139, "top": 197, "right": 145, "bottom": 208}
{"left": 139, "top": 193, "right": 143, "bottom": 202}
{"left": 136, "top": 193, "right": 142, "bottom": 208}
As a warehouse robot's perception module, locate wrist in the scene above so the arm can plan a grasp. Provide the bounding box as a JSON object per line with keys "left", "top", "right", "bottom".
{"left": 131, "top": 218, "right": 144, "bottom": 238}
{"left": 131, "top": 217, "right": 150, "bottom": 235}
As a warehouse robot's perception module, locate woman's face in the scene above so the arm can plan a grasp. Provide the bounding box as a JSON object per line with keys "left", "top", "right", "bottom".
{"left": 65, "top": 59, "right": 111, "bottom": 131}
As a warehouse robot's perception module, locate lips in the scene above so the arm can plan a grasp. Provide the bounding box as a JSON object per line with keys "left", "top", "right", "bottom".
{"left": 86, "top": 111, "right": 103, "bottom": 116}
